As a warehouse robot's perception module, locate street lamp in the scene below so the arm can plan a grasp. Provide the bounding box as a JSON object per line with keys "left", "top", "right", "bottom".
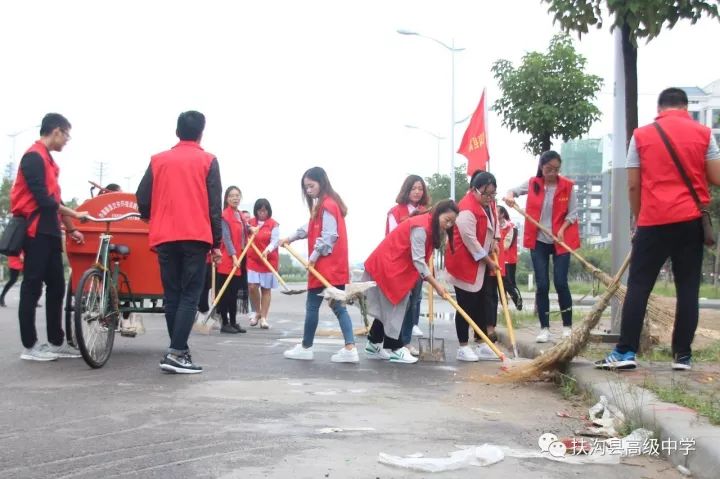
{"left": 404, "top": 124, "right": 445, "bottom": 174}
{"left": 398, "top": 29, "right": 465, "bottom": 199}
{"left": 7, "top": 124, "right": 40, "bottom": 167}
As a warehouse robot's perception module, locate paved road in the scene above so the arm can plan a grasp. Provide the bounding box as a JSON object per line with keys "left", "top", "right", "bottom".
{"left": 0, "top": 286, "right": 682, "bottom": 478}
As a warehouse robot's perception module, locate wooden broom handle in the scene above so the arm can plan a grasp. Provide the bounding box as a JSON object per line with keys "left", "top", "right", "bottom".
{"left": 493, "top": 253, "right": 516, "bottom": 347}
{"left": 250, "top": 242, "right": 288, "bottom": 288}
{"left": 212, "top": 233, "right": 256, "bottom": 307}
{"left": 444, "top": 293, "right": 506, "bottom": 360}
{"left": 283, "top": 244, "right": 334, "bottom": 289}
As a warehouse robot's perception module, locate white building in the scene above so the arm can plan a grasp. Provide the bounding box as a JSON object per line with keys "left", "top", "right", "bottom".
{"left": 683, "top": 80, "right": 720, "bottom": 146}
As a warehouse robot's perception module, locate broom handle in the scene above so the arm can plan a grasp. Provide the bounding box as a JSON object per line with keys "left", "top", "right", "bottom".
{"left": 508, "top": 203, "right": 600, "bottom": 274}
{"left": 250, "top": 242, "right": 289, "bottom": 289}
{"left": 443, "top": 293, "right": 506, "bottom": 361}
{"left": 427, "top": 253, "right": 434, "bottom": 327}
{"left": 283, "top": 244, "right": 334, "bottom": 290}
{"left": 493, "top": 253, "right": 516, "bottom": 349}
{"left": 212, "top": 233, "right": 256, "bottom": 307}
{"left": 211, "top": 260, "right": 216, "bottom": 302}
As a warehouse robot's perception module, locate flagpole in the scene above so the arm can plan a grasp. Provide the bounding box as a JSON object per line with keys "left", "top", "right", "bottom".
{"left": 484, "top": 88, "right": 489, "bottom": 173}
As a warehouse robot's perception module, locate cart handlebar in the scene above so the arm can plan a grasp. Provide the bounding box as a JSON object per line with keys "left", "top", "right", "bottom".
{"left": 82, "top": 212, "right": 141, "bottom": 223}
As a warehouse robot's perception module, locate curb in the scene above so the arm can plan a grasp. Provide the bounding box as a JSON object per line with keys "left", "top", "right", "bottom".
{"left": 496, "top": 330, "right": 720, "bottom": 479}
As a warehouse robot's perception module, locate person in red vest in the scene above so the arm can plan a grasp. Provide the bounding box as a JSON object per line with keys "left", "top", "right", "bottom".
{"left": 11, "top": 113, "right": 88, "bottom": 362}
{"left": 1, "top": 254, "right": 23, "bottom": 307}
{"left": 216, "top": 186, "right": 250, "bottom": 334}
{"left": 504, "top": 150, "right": 579, "bottom": 343}
{"left": 498, "top": 205, "right": 522, "bottom": 311}
{"left": 446, "top": 171, "right": 502, "bottom": 361}
{"left": 280, "top": 167, "right": 357, "bottom": 363}
{"left": 596, "top": 88, "right": 720, "bottom": 371}
{"left": 136, "top": 110, "right": 222, "bottom": 374}
{"left": 246, "top": 198, "right": 280, "bottom": 330}
{"left": 387, "top": 174, "right": 431, "bottom": 351}
{"left": 364, "top": 200, "right": 458, "bottom": 364}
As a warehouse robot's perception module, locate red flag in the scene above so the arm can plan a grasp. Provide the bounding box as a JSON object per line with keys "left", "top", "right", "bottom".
{"left": 458, "top": 89, "right": 490, "bottom": 175}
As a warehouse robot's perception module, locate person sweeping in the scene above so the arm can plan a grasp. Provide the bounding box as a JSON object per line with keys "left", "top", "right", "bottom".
{"left": 280, "top": 166, "right": 358, "bottom": 363}
{"left": 246, "top": 198, "right": 280, "bottom": 329}
{"left": 363, "top": 199, "right": 458, "bottom": 364}
{"left": 498, "top": 205, "right": 522, "bottom": 311}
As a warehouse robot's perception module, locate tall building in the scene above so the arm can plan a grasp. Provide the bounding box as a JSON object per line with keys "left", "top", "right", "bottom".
{"left": 683, "top": 80, "right": 720, "bottom": 146}
{"left": 560, "top": 137, "right": 612, "bottom": 242}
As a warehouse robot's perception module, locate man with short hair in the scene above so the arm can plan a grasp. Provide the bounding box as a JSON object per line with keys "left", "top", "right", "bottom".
{"left": 11, "top": 113, "right": 88, "bottom": 361}
{"left": 596, "top": 88, "right": 720, "bottom": 371}
{"left": 136, "top": 110, "right": 222, "bottom": 374}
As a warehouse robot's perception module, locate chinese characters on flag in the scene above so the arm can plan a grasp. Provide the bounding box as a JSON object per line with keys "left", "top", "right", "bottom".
{"left": 458, "top": 89, "right": 490, "bottom": 175}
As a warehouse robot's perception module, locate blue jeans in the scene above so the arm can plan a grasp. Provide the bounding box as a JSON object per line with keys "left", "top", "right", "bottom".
{"left": 530, "top": 241, "right": 572, "bottom": 328}
{"left": 400, "top": 279, "right": 424, "bottom": 345}
{"left": 156, "top": 240, "right": 209, "bottom": 354}
{"left": 303, "top": 287, "right": 355, "bottom": 347}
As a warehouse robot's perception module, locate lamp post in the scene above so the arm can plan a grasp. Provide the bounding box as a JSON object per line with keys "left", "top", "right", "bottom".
{"left": 398, "top": 29, "right": 465, "bottom": 200}
{"left": 7, "top": 124, "right": 40, "bottom": 168}
{"left": 404, "top": 124, "right": 445, "bottom": 174}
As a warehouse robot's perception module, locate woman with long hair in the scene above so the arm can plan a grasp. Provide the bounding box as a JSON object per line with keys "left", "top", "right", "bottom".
{"left": 246, "top": 198, "right": 280, "bottom": 329}
{"left": 280, "top": 167, "right": 357, "bottom": 363}
{"left": 504, "top": 150, "right": 579, "bottom": 342}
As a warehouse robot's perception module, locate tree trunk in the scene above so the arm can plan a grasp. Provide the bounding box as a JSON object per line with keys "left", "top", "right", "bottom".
{"left": 622, "top": 23, "right": 638, "bottom": 146}
{"left": 541, "top": 134, "right": 552, "bottom": 153}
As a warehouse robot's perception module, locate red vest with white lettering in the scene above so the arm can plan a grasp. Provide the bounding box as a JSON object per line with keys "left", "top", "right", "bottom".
{"left": 365, "top": 214, "right": 433, "bottom": 305}
{"left": 147, "top": 141, "right": 215, "bottom": 248}
{"left": 501, "top": 221, "right": 518, "bottom": 264}
{"left": 445, "top": 193, "right": 500, "bottom": 283}
{"left": 216, "top": 207, "right": 244, "bottom": 276}
{"left": 246, "top": 217, "right": 279, "bottom": 273}
{"left": 10, "top": 141, "right": 62, "bottom": 238}
{"left": 633, "top": 109, "right": 711, "bottom": 227}
{"left": 308, "top": 196, "right": 349, "bottom": 289}
{"left": 523, "top": 176, "right": 580, "bottom": 254}
{"left": 386, "top": 203, "right": 427, "bottom": 235}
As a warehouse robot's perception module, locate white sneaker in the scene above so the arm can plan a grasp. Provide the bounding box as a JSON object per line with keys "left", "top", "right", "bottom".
{"left": 562, "top": 326, "right": 572, "bottom": 338}
{"left": 364, "top": 342, "right": 391, "bottom": 360}
{"left": 456, "top": 345, "right": 479, "bottom": 362}
{"left": 46, "top": 342, "right": 82, "bottom": 358}
{"left": 473, "top": 343, "right": 501, "bottom": 361}
{"left": 407, "top": 344, "right": 420, "bottom": 357}
{"left": 283, "top": 344, "right": 314, "bottom": 360}
{"left": 20, "top": 343, "right": 59, "bottom": 362}
{"left": 259, "top": 317, "right": 270, "bottom": 329}
{"left": 249, "top": 312, "right": 258, "bottom": 327}
{"left": 389, "top": 347, "right": 418, "bottom": 364}
{"left": 412, "top": 325, "right": 424, "bottom": 337}
{"left": 331, "top": 347, "right": 360, "bottom": 363}
{"left": 536, "top": 328, "right": 551, "bottom": 343}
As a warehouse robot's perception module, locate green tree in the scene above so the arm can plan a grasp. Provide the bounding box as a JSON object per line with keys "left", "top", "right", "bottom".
{"left": 425, "top": 165, "right": 470, "bottom": 203}
{"left": 541, "top": 0, "right": 719, "bottom": 142}
{"left": 491, "top": 34, "right": 603, "bottom": 155}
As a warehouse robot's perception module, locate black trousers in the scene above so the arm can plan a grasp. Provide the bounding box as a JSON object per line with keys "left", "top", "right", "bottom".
{"left": 1, "top": 268, "right": 21, "bottom": 301}
{"left": 454, "top": 270, "right": 498, "bottom": 343}
{"left": 19, "top": 234, "right": 65, "bottom": 348}
{"left": 617, "top": 219, "right": 703, "bottom": 357}
{"left": 216, "top": 273, "right": 241, "bottom": 325}
{"left": 368, "top": 319, "right": 405, "bottom": 350}
{"left": 156, "top": 240, "right": 209, "bottom": 354}
{"left": 503, "top": 263, "right": 521, "bottom": 307}
{"left": 198, "top": 263, "right": 212, "bottom": 313}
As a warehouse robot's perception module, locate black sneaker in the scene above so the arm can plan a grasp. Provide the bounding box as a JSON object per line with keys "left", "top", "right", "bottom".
{"left": 672, "top": 355, "right": 692, "bottom": 371}
{"left": 514, "top": 293, "right": 523, "bottom": 311}
{"left": 160, "top": 353, "right": 203, "bottom": 374}
{"left": 220, "top": 324, "right": 239, "bottom": 334}
{"left": 231, "top": 324, "right": 247, "bottom": 333}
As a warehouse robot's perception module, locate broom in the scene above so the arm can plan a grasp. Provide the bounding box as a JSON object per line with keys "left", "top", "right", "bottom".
{"left": 193, "top": 233, "right": 256, "bottom": 334}
{"left": 500, "top": 252, "right": 632, "bottom": 381}
{"left": 508, "top": 203, "right": 676, "bottom": 338}
{"left": 249, "top": 243, "right": 304, "bottom": 295}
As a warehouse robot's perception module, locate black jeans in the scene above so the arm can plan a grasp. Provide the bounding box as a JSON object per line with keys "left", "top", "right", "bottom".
{"left": 216, "top": 273, "right": 241, "bottom": 325}
{"left": 454, "top": 270, "right": 498, "bottom": 343}
{"left": 198, "top": 263, "right": 212, "bottom": 313}
{"left": 1, "top": 268, "right": 21, "bottom": 301}
{"left": 156, "top": 241, "right": 209, "bottom": 354}
{"left": 18, "top": 234, "right": 65, "bottom": 348}
{"left": 617, "top": 219, "right": 703, "bottom": 357}
{"left": 531, "top": 241, "right": 572, "bottom": 328}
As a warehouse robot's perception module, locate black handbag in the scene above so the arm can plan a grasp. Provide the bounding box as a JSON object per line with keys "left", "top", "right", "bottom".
{"left": 0, "top": 211, "right": 39, "bottom": 256}
{"left": 653, "top": 122, "right": 716, "bottom": 247}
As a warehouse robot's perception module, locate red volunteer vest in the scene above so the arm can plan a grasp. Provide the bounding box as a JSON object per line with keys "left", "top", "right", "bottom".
{"left": 501, "top": 221, "right": 518, "bottom": 265}
{"left": 385, "top": 203, "right": 427, "bottom": 235}
{"left": 8, "top": 255, "right": 23, "bottom": 271}
{"left": 147, "top": 141, "right": 215, "bottom": 248}
{"left": 308, "top": 196, "right": 349, "bottom": 289}
{"left": 10, "top": 141, "right": 62, "bottom": 238}
{"left": 365, "top": 214, "right": 433, "bottom": 305}
{"left": 217, "top": 207, "right": 244, "bottom": 276}
{"left": 633, "top": 109, "right": 711, "bottom": 227}
{"left": 246, "top": 217, "right": 279, "bottom": 273}
{"left": 445, "top": 193, "right": 500, "bottom": 283}
{"left": 523, "top": 176, "right": 580, "bottom": 255}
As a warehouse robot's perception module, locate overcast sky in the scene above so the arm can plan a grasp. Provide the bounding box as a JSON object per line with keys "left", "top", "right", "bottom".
{"left": 1, "top": 0, "right": 718, "bottom": 262}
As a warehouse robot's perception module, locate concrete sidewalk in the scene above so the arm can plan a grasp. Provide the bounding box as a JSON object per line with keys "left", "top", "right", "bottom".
{"left": 496, "top": 324, "right": 720, "bottom": 479}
